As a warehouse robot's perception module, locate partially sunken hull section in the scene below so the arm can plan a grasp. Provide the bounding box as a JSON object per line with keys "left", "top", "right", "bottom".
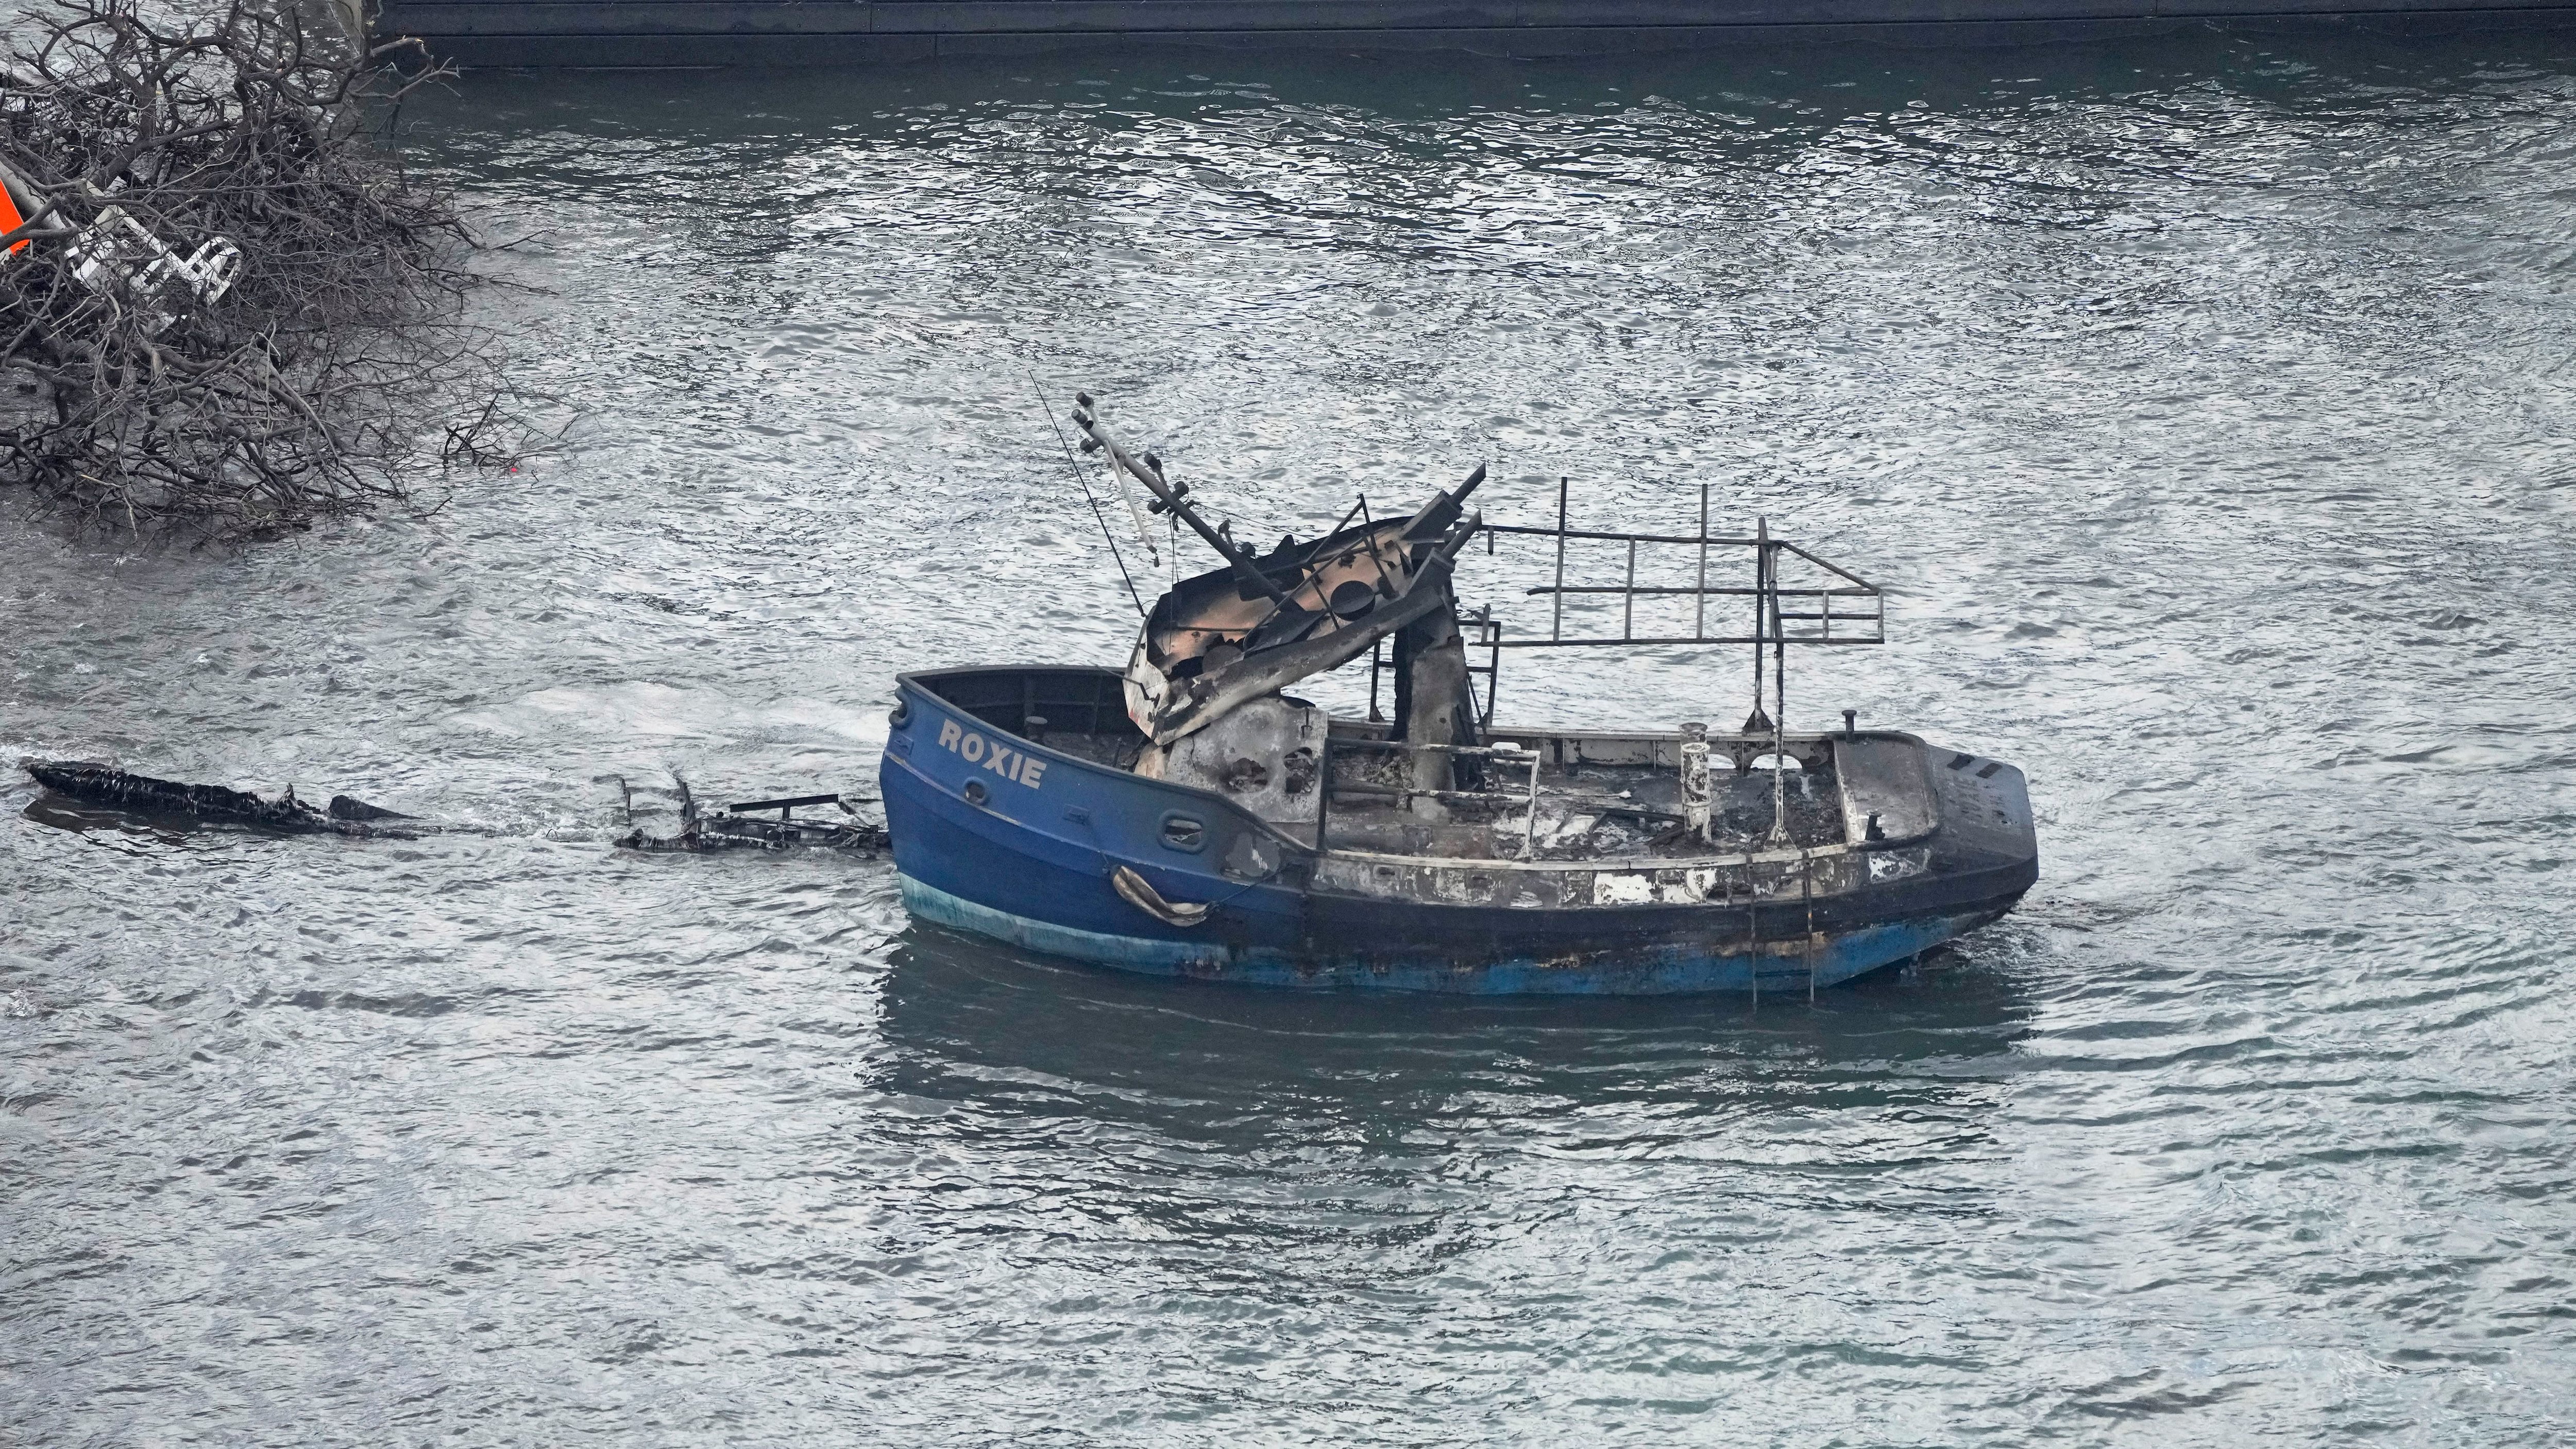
{"left": 880, "top": 667, "right": 2037, "bottom": 995}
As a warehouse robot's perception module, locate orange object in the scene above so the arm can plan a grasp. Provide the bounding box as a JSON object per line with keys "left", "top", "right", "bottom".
{"left": 0, "top": 184, "right": 24, "bottom": 255}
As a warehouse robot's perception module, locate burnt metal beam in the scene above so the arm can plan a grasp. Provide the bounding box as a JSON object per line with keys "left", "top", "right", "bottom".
{"left": 728, "top": 792, "right": 844, "bottom": 813}
{"left": 1076, "top": 414, "right": 1290, "bottom": 605}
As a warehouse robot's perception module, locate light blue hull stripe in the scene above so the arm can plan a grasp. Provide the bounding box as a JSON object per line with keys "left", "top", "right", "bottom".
{"left": 898, "top": 874, "right": 1981, "bottom": 996}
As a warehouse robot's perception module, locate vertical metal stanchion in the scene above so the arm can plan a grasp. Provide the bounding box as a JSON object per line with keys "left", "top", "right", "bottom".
{"left": 1750, "top": 516, "right": 1767, "bottom": 720}
{"left": 1696, "top": 480, "right": 1710, "bottom": 642}
{"left": 1769, "top": 524, "right": 1789, "bottom": 846}
{"left": 1623, "top": 538, "right": 1637, "bottom": 642}
{"left": 1523, "top": 745, "right": 1543, "bottom": 860}
{"left": 1552, "top": 475, "right": 1569, "bottom": 643}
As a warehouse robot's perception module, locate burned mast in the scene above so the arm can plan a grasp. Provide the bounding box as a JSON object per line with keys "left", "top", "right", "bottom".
{"left": 1067, "top": 397, "right": 1490, "bottom": 784}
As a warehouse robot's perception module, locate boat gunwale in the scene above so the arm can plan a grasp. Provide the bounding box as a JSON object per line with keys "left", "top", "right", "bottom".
{"left": 894, "top": 666, "right": 2004, "bottom": 880}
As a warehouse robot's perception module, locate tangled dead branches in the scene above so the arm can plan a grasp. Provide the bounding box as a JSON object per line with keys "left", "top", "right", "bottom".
{"left": 0, "top": 1, "right": 523, "bottom": 540}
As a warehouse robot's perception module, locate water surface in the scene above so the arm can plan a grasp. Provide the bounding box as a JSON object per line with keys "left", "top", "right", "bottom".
{"left": 5, "top": 31, "right": 2575, "bottom": 1445}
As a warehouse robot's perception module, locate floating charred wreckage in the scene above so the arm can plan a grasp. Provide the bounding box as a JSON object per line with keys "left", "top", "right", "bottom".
{"left": 18, "top": 394, "right": 2038, "bottom": 997}
{"left": 16, "top": 759, "right": 888, "bottom": 853}
{"left": 873, "top": 395, "right": 2039, "bottom": 996}
{"left": 19, "top": 760, "right": 418, "bottom": 837}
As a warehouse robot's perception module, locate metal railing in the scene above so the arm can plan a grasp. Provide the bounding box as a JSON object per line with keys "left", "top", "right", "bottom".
{"left": 1475, "top": 479, "right": 1885, "bottom": 649}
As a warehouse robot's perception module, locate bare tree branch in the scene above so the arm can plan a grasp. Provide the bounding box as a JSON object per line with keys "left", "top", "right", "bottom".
{"left": 0, "top": 0, "right": 531, "bottom": 541}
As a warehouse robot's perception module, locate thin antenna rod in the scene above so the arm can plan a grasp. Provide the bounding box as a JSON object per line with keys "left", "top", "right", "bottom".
{"left": 1030, "top": 371, "right": 1147, "bottom": 618}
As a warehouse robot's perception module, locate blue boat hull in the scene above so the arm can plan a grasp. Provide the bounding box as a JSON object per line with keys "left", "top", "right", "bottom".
{"left": 899, "top": 873, "right": 1999, "bottom": 994}
{"left": 879, "top": 668, "right": 2037, "bottom": 997}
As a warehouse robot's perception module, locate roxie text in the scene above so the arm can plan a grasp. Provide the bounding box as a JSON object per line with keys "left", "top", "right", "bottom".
{"left": 937, "top": 719, "right": 1048, "bottom": 789}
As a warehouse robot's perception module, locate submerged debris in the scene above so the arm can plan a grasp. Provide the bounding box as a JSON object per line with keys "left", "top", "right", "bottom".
{"left": 21, "top": 758, "right": 886, "bottom": 853}
{"left": 613, "top": 786, "right": 888, "bottom": 855}
{"left": 22, "top": 759, "right": 417, "bottom": 837}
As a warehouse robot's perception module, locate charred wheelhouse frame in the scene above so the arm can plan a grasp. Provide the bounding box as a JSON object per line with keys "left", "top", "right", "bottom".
{"left": 1069, "top": 396, "right": 1886, "bottom": 852}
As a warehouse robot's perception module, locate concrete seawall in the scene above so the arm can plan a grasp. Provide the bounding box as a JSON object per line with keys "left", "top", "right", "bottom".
{"left": 380, "top": 0, "right": 2576, "bottom": 66}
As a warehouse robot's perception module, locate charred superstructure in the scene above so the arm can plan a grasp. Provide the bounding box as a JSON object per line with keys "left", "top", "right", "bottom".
{"left": 1070, "top": 400, "right": 1488, "bottom": 762}
{"left": 876, "top": 395, "right": 2039, "bottom": 995}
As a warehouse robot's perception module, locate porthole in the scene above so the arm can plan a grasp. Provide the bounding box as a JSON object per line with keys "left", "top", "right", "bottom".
{"left": 1160, "top": 814, "right": 1207, "bottom": 852}
{"left": 962, "top": 780, "right": 989, "bottom": 806}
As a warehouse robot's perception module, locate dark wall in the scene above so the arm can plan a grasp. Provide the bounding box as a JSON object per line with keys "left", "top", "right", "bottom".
{"left": 379, "top": 0, "right": 2576, "bottom": 65}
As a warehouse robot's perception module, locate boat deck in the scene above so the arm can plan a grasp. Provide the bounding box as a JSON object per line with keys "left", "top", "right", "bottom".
{"left": 1317, "top": 743, "right": 1849, "bottom": 861}
{"left": 909, "top": 665, "right": 1941, "bottom": 873}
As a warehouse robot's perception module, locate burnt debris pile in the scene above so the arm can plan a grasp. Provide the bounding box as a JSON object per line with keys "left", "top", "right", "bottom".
{"left": 613, "top": 785, "right": 889, "bottom": 856}
{"left": 19, "top": 759, "right": 889, "bottom": 853}
{"left": 0, "top": 0, "right": 527, "bottom": 539}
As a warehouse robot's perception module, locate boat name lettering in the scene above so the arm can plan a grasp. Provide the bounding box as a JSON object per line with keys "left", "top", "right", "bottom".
{"left": 935, "top": 718, "right": 1047, "bottom": 789}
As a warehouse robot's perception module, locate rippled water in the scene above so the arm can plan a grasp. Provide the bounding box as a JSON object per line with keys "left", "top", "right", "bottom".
{"left": 8, "top": 31, "right": 2576, "bottom": 1443}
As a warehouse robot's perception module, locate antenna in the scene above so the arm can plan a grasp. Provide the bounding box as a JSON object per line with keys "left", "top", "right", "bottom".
{"left": 1028, "top": 371, "right": 1147, "bottom": 618}
{"left": 1071, "top": 397, "right": 1291, "bottom": 605}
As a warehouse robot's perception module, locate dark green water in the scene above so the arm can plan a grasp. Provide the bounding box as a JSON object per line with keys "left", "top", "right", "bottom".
{"left": 6, "top": 30, "right": 2575, "bottom": 1444}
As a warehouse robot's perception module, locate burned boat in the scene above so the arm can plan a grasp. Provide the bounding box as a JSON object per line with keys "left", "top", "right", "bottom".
{"left": 888, "top": 400, "right": 2039, "bottom": 995}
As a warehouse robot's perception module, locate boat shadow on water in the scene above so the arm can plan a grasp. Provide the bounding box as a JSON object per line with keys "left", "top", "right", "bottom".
{"left": 872, "top": 917, "right": 2046, "bottom": 1136}
{"left": 863, "top": 921, "right": 2049, "bottom": 1271}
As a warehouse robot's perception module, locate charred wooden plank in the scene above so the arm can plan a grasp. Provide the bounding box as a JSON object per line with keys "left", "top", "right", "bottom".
{"left": 21, "top": 760, "right": 416, "bottom": 838}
